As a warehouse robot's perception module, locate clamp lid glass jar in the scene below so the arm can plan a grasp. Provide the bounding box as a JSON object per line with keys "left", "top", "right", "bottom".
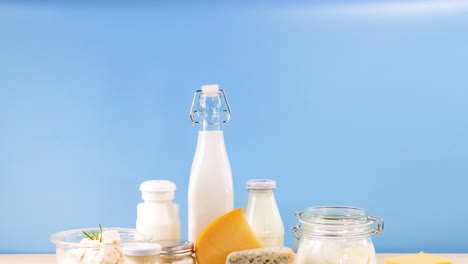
{"left": 292, "top": 206, "right": 384, "bottom": 264}
{"left": 154, "top": 240, "right": 195, "bottom": 264}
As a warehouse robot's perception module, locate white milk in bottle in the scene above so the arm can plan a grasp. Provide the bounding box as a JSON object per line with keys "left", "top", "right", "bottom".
{"left": 188, "top": 84, "right": 233, "bottom": 242}
{"left": 244, "top": 179, "right": 284, "bottom": 247}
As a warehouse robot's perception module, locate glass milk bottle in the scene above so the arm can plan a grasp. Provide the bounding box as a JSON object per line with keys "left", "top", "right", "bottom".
{"left": 244, "top": 179, "right": 284, "bottom": 247}
{"left": 188, "top": 84, "right": 233, "bottom": 242}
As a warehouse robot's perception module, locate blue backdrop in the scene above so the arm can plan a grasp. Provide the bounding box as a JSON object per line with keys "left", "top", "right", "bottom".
{"left": 1, "top": 0, "right": 468, "bottom": 254}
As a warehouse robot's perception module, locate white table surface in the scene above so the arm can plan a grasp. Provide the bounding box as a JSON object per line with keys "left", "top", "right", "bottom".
{"left": 0, "top": 254, "right": 466, "bottom": 264}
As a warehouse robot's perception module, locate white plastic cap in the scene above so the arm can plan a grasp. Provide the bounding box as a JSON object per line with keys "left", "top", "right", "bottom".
{"left": 246, "top": 179, "right": 277, "bottom": 190}
{"left": 140, "top": 180, "right": 176, "bottom": 201}
{"left": 123, "top": 243, "right": 162, "bottom": 256}
{"left": 201, "top": 84, "right": 220, "bottom": 96}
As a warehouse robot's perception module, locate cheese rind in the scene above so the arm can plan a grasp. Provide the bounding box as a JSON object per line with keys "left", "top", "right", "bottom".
{"left": 226, "top": 247, "right": 295, "bottom": 264}
{"left": 384, "top": 252, "right": 452, "bottom": 264}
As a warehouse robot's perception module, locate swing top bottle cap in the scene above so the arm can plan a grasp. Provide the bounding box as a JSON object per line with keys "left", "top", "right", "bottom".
{"left": 201, "top": 84, "right": 220, "bottom": 96}
{"left": 246, "top": 179, "right": 277, "bottom": 190}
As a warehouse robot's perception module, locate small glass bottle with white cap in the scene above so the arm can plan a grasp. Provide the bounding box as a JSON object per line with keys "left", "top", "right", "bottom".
{"left": 123, "top": 243, "right": 162, "bottom": 264}
{"left": 244, "top": 179, "right": 284, "bottom": 247}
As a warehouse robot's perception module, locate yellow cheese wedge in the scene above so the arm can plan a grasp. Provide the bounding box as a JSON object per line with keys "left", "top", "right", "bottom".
{"left": 385, "top": 252, "right": 452, "bottom": 264}
{"left": 195, "top": 208, "right": 262, "bottom": 264}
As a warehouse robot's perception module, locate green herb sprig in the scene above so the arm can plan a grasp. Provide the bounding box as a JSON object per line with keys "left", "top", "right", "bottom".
{"left": 82, "top": 224, "right": 103, "bottom": 242}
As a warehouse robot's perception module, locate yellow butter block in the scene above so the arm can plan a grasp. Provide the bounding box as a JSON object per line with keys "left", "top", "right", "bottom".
{"left": 385, "top": 252, "right": 452, "bottom": 264}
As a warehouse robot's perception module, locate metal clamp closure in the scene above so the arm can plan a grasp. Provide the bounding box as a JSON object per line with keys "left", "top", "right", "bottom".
{"left": 368, "top": 216, "right": 384, "bottom": 235}
{"left": 291, "top": 211, "right": 304, "bottom": 251}
{"left": 190, "top": 89, "right": 231, "bottom": 124}
{"left": 291, "top": 226, "right": 302, "bottom": 251}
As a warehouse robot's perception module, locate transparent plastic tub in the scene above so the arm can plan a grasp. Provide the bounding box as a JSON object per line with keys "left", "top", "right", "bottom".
{"left": 50, "top": 227, "right": 152, "bottom": 264}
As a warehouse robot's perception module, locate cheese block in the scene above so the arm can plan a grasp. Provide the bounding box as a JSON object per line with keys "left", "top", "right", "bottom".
{"left": 226, "top": 247, "right": 295, "bottom": 264}
{"left": 385, "top": 252, "right": 452, "bottom": 264}
{"left": 196, "top": 208, "right": 262, "bottom": 264}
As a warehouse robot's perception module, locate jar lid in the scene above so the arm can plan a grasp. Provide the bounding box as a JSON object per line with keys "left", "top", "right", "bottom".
{"left": 246, "top": 179, "right": 276, "bottom": 190}
{"left": 123, "top": 243, "right": 162, "bottom": 256}
{"left": 140, "top": 180, "right": 176, "bottom": 201}
{"left": 154, "top": 240, "right": 194, "bottom": 257}
{"left": 293, "top": 206, "right": 384, "bottom": 238}
{"left": 302, "top": 206, "right": 369, "bottom": 223}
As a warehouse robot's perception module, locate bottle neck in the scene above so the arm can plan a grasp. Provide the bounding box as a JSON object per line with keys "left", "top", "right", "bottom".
{"left": 201, "top": 120, "right": 222, "bottom": 131}
{"left": 144, "top": 200, "right": 172, "bottom": 204}
{"left": 197, "top": 93, "right": 224, "bottom": 131}
{"left": 248, "top": 189, "right": 275, "bottom": 197}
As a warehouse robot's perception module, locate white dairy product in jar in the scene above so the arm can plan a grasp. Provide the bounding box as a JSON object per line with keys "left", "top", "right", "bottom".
{"left": 296, "top": 238, "right": 376, "bottom": 264}
{"left": 123, "top": 243, "right": 162, "bottom": 264}
{"left": 293, "top": 206, "right": 384, "bottom": 264}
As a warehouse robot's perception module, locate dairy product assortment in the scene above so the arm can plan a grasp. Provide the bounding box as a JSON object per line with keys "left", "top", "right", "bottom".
{"left": 50, "top": 84, "right": 452, "bottom": 264}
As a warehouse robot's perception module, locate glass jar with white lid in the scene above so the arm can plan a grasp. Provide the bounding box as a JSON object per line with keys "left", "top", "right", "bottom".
{"left": 123, "top": 243, "right": 162, "bottom": 264}
{"left": 292, "top": 206, "right": 384, "bottom": 264}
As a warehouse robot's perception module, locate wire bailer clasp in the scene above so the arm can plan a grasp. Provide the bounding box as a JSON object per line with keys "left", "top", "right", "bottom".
{"left": 190, "top": 88, "right": 231, "bottom": 125}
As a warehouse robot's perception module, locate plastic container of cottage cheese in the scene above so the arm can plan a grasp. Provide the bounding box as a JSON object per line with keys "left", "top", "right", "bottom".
{"left": 292, "top": 206, "right": 384, "bottom": 264}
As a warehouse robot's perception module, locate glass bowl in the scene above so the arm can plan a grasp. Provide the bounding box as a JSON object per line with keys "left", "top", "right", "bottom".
{"left": 50, "top": 227, "right": 152, "bottom": 264}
